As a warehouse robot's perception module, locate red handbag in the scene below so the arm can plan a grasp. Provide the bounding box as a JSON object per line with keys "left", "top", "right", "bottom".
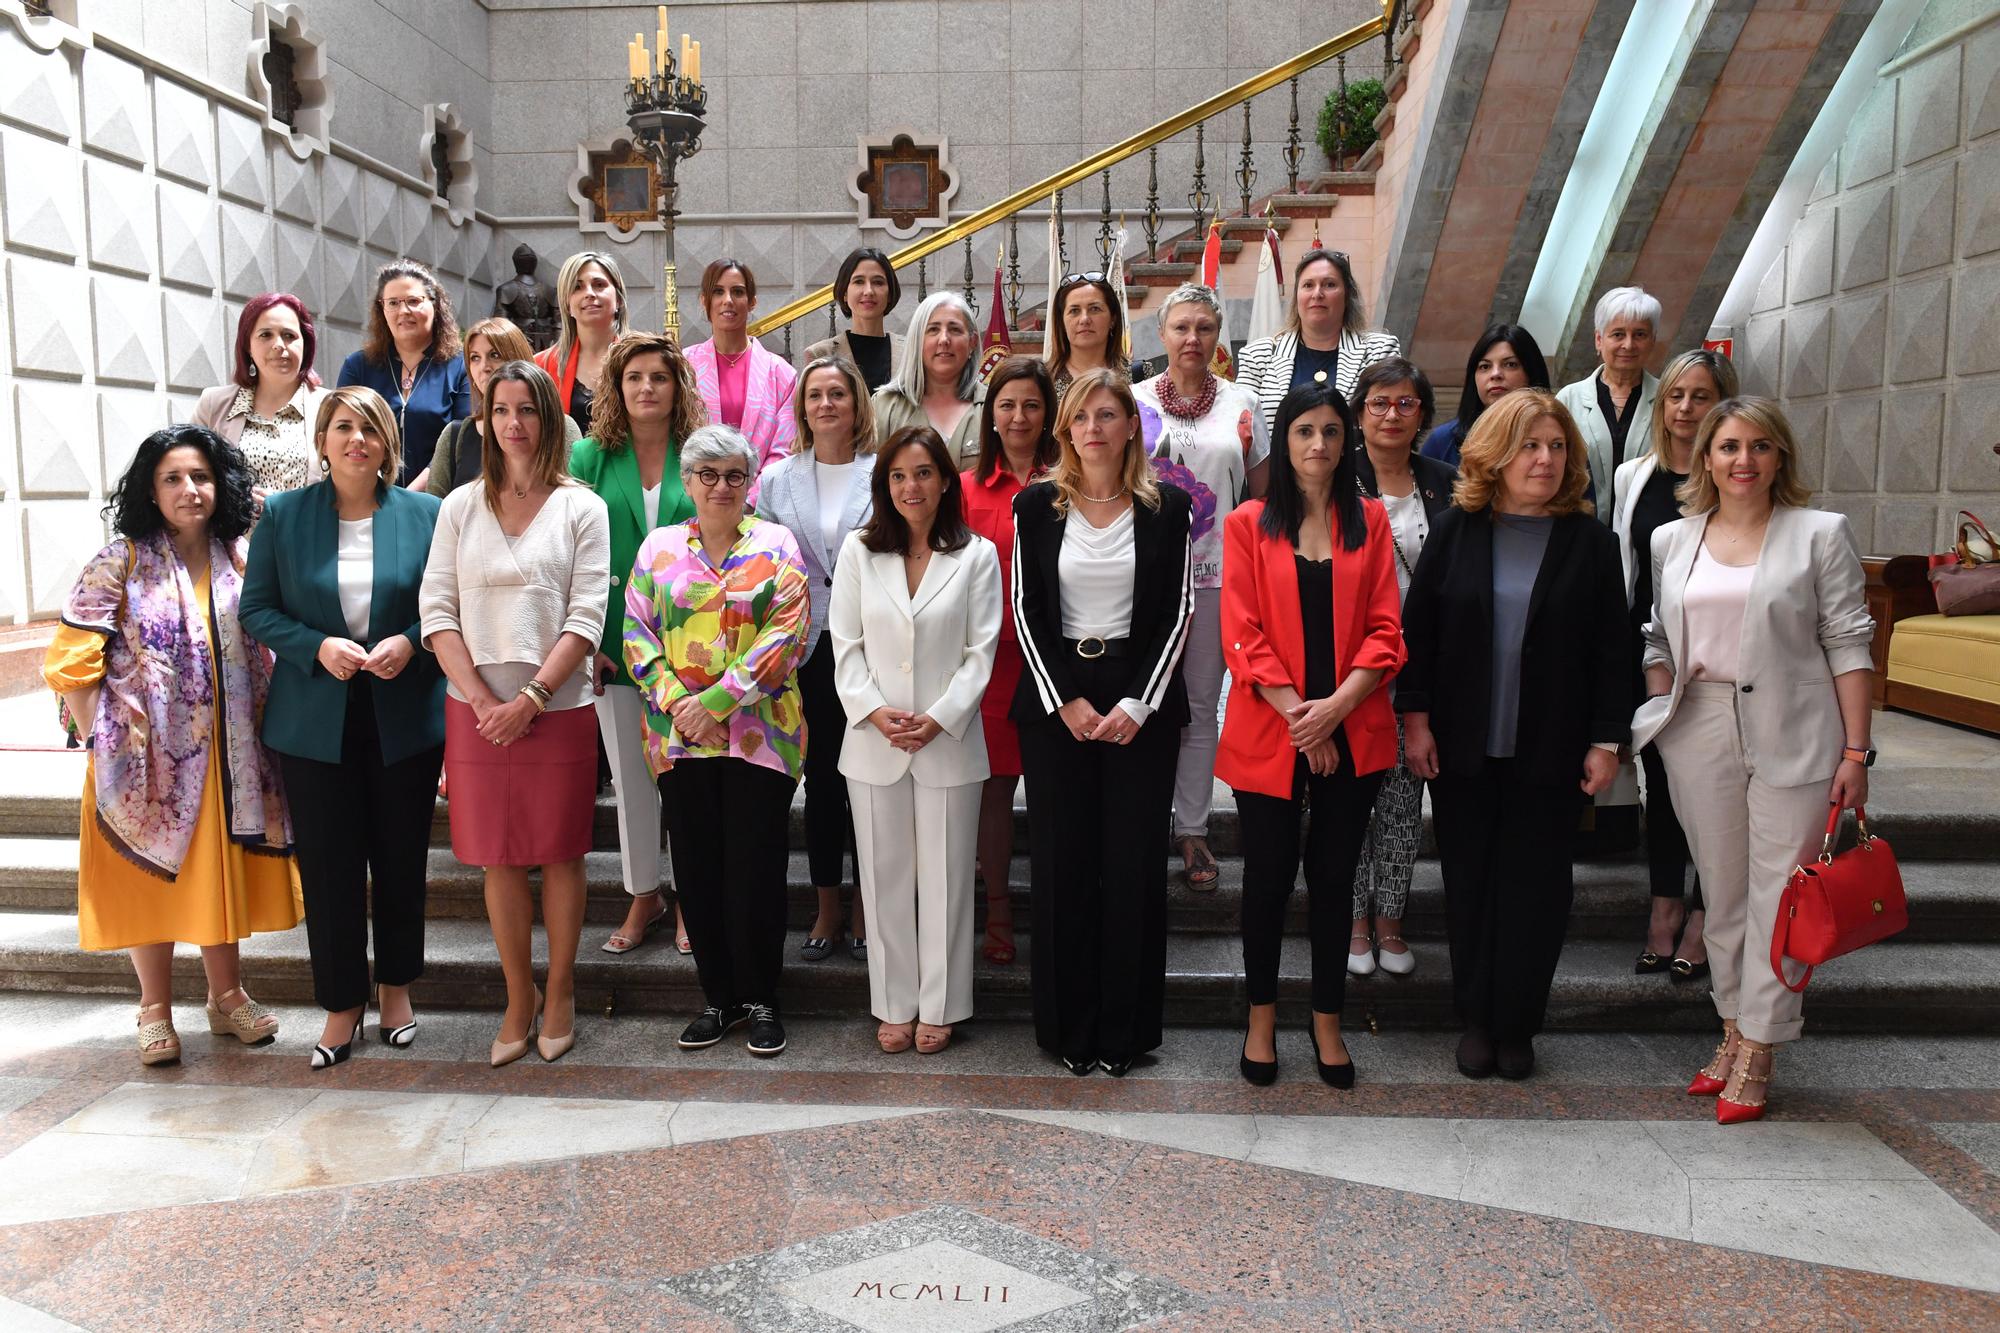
{"left": 1770, "top": 806, "right": 1908, "bottom": 992}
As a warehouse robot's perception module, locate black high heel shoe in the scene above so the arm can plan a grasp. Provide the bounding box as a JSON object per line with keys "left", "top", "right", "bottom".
{"left": 380, "top": 1015, "right": 418, "bottom": 1047}
{"left": 1061, "top": 1054, "right": 1094, "bottom": 1076}
{"left": 1307, "top": 1022, "right": 1356, "bottom": 1090}
{"left": 1239, "top": 1032, "right": 1278, "bottom": 1086}
{"left": 310, "top": 1008, "right": 366, "bottom": 1071}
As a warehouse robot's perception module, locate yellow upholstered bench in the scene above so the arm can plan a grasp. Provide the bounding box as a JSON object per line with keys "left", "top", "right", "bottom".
{"left": 1886, "top": 614, "right": 2000, "bottom": 733}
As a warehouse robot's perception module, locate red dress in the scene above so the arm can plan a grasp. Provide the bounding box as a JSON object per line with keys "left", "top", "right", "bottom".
{"left": 960, "top": 465, "right": 1036, "bottom": 776}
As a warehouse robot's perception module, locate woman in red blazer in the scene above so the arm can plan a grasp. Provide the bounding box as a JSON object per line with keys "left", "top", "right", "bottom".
{"left": 1217, "top": 383, "right": 1404, "bottom": 1089}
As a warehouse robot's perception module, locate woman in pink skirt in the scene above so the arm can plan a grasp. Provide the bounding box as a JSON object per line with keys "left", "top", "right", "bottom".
{"left": 420, "top": 360, "right": 610, "bottom": 1067}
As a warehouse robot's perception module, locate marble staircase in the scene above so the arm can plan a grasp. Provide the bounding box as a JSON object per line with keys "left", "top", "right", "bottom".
{"left": 0, "top": 710, "right": 1994, "bottom": 1033}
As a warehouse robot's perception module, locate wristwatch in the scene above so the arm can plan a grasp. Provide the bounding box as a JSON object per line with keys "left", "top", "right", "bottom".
{"left": 1841, "top": 745, "right": 1876, "bottom": 767}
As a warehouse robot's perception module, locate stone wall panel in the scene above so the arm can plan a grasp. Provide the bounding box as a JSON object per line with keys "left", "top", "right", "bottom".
{"left": 78, "top": 49, "right": 149, "bottom": 167}
{"left": 218, "top": 203, "right": 275, "bottom": 302}
{"left": 90, "top": 272, "right": 161, "bottom": 386}
{"left": 97, "top": 386, "right": 164, "bottom": 492}
{"left": 13, "top": 381, "right": 94, "bottom": 497}
{"left": 215, "top": 107, "right": 270, "bottom": 208}
{"left": 157, "top": 178, "right": 220, "bottom": 292}
{"left": 1896, "top": 45, "right": 1961, "bottom": 167}
{"left": 1, "top": 126, "right": 85, "bottom": 262}
{"left": 7, "top": 254, "right": 89, "bottom": 378}
{"left": 1953, "top": 259, "right": 2000, "bottom": 377}
{"left": 1831, "top": 292, "right": 1887, "bottom": 393}
{"left": 1887, "top": 272, "right": 1951, "bottom": 384}
{"left": 1881, "top": 388, "right": 1944, "bottom": 493}
{"left": 160, "top": 288, "right": 225, "bottom": 393}
{"left": 151, "top": 78, "right": 214, "bottom": 189}
{"left": 1894, "top": 159, "right": 1957, "bottom": 275}
{"left": 0, "top": 27, "right": 76, "bottom": 141}
{"left": 84, "top": 158, "right": 155, "bottom": 279}
{"left": 24, "top": 499, "right": 104, "bottom": 618}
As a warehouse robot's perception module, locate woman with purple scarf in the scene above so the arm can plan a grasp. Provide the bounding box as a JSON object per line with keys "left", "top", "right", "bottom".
{"left": 44, "top": 425, "right": 299, "bottom": 1067}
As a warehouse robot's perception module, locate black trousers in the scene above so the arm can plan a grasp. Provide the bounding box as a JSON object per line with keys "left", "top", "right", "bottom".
{"left": 1432, "top": 759, "right": 1584, "bottom": 1041}
{"left": 661, "top": 758, "right": 795, "bottom": 1010}
{"left": 1640, "top": 743, "right": 1703, "bottom": 909}
{"left": 280, "top": 683, "right": 444, "bottom": 1013}
{"left": 798, "top": 636, "right": 856, "bottom": 889}
{"left": 1018, "top": 656, "right": 1177, "bottom": 1061}
{"left": 1234, "top": 744, "right": 1383, "bottom": 1013}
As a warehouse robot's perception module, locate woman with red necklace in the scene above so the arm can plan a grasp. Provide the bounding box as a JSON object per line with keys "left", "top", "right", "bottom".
{"left": 1132, "top": 283, "right": 1269, "bottom": 891}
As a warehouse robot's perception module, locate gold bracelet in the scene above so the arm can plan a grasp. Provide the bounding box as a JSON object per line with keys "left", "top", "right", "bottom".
{"left": 518, "top": 681, "right": 550, "bottom": 713}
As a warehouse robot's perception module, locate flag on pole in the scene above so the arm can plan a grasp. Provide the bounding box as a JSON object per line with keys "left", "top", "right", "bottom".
{"left": 1042, "top": 192, "right": 1063, "bottom": 363}
{"left": 1245, "top": 221, "right": 1285, "bottom": 345}
{"left": 1107, "top": 217, "right": 1132, "bottom": 363}
{"left": 979, "top": 247, "right": 1011, "bottom": 381}
{"left": 1199, "top": 219, "right": 1235, "bottom": 380}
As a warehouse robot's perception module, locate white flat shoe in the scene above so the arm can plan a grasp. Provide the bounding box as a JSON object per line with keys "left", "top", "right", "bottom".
{"left": 1347, "top": 945, "right": 1377, "bottom": 977}
{"left": 1376, "top": 942, "right": 1416, "bottom": 976}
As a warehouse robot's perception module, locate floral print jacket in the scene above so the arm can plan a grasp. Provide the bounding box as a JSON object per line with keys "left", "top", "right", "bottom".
{"left": 623, "top": 514, "right": 811, "bottom": 782}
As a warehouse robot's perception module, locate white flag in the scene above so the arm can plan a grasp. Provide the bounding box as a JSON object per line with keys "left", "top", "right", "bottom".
{"left": 1246, "top": 226, "right": 1285, "bottom": 344}
{"left": 1042, "top": 192, "right": 1062, "bottom": 363}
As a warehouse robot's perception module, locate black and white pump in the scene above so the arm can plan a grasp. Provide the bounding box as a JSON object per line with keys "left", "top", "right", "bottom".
{"left": 311, "top": 1009, "right": 367, "bottom": 1071}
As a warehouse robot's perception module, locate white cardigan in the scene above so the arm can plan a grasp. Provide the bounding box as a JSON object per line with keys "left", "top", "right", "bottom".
{"left": 419, "top": 481, "right": 610, "bottom": 698}
{"left": 828, "top": 531, "right": 1002, "bottom": 789}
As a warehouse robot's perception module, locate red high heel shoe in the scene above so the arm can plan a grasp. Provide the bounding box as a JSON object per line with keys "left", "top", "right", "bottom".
{"left": 1716, "top": 1039, "right": 1772, "bottom": 1125}
{"left": 1686, "top": 1021, "right": 1738, "bottom": 1097}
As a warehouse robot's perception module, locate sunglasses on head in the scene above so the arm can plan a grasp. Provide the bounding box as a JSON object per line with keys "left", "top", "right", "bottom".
{"left": 1059, "top": 272, "right": 1109, "bottom": 288}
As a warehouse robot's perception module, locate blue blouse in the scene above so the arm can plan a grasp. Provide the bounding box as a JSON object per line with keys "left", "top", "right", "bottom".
{"left": 336, "top": 350, "right": 471, "bottom": 484}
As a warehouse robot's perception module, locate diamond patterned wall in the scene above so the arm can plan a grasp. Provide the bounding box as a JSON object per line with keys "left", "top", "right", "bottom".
{"left": 1754, "top": 14, "right": 2000, "bottom": 551}
{"left": 0, "top": 22, "right": 480, "bottom": 620}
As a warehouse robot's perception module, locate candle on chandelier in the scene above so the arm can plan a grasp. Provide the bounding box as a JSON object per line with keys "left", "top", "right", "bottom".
{"left": 681, "top": 34, "right": 691, "bottom": 80}
{"left": 689, "top": 38, "right": 701, "bottom": 83}
{"left": 656, "top": 7, "right": 669, "bottom": 74}
{"left": 626, "top": 37, "right": 643, "bottom": 82}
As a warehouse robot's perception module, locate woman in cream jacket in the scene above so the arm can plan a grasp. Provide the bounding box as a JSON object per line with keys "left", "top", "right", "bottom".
{"left": 829, "top": 425, "right": 1002, "bottom": 1055}
{"left": 1632, "top": 396, "right": 1873, "bottom": 1125}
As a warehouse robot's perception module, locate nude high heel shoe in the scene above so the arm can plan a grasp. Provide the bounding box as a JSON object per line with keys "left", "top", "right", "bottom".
{"left": 490, "top": 988, "right": 541, "bottom": 1068}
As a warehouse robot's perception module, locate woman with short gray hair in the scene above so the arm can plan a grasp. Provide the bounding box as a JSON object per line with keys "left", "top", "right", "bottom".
{"left": 1132, "top": 283, "right": 1270, "bottom": 890}
{"left": 625, "top": 423, "right": 812, "bottom": 1059}
{"left": 872, "top": 292, "right": 986, "bottom": 468}
{"left": 1556, "top": 284, "right": 1664, "bottom": 521}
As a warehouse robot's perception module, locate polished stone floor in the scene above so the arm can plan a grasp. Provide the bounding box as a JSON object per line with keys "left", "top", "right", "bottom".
{"left": 1, "top": 995, "right": 1998, "bottom": 1330}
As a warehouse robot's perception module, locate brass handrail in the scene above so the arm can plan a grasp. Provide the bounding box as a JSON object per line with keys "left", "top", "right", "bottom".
{"left": 747, "top": 4, "right": 1391, "bottom": 338}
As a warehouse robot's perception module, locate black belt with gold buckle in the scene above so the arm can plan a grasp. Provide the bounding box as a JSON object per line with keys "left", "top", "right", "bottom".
{"left": 1065, "top": 635, "right": 1131, "bottom": 659}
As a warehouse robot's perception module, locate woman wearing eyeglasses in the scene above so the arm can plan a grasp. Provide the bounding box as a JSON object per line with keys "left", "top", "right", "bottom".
{"left": 1133, "top": 283, "right": 1268, "bottom": 890}
{"left": 532, "top": 251, "right": 631, "bottom": 438}
{"left": 625, "top": 426, "right": 811, "bottom": 1060}
{"left": 337, "top": 260, "right": 471, "bottom": 486}
{"left": 1236, "top": 248, "right": 1401, "bottom": 442}
{"left": 1345, "top": 357, "right": 1456, "bottom": 979}
{"left": 1044, "top": 272, "right": 1140, "bottom": 397}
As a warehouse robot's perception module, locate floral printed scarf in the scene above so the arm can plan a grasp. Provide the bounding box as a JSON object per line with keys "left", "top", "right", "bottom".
{"left": 62, "top": 530, "right": 291, "bottom": 878}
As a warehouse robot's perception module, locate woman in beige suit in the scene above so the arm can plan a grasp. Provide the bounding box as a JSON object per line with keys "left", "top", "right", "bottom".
{"left": 800, "top": 248, "right": 905, "bottom": 393}
{"left": 829, "top": 426, "right": 1002, "bottom": 1055}
{"left": 1631, "top": 396, "right": 1874, "bottom": 1125}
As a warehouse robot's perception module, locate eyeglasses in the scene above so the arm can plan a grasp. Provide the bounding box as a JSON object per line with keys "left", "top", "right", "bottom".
{"left": 1364, "top": 396, "right": 1424, "bottom": 417}
{"left": 1059, "top": 272, "right": 1108, "bottom": 288}
{"left": 381, "top": 296, "right": 431, "bottom": 313}
{"left": 690, "top": 468, "right": 751, "bottom": 489}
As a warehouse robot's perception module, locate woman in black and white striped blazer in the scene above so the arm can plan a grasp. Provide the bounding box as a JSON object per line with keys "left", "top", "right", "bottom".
{"left": 1012, "top": 369, "right": 1194, "bottom": 1078}
{"left": 1235, "top": 248, "right": 1402, "bottom": 440}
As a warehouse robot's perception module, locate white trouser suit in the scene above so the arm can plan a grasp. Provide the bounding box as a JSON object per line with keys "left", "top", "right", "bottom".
{"left": 595, "top": 683, "right": 671, "bottom": 899}
{"left": 827, "top": 530, "right": 1003, "bottom": 1026}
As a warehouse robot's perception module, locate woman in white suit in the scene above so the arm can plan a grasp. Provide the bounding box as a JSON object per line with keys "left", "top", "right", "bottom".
{"left": 830, "top": 425, "right": 1003, "bottom": 1055}
{"left": 1631, "top": 396, "right": 1874, "bottom": 1126}
{"left": 1556, "top": 285, "right": 1661, "bottom": 523}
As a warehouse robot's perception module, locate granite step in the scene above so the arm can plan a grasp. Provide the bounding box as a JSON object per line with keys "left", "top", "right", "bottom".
{"left": 0, "top": 910, "right": 1985, "bottom": 1034}
{"left": 1, "top": 837, "right": 1996, "bottom": 944}
{"left": 4, "top": 778, "right": 1995, "bottom": 862}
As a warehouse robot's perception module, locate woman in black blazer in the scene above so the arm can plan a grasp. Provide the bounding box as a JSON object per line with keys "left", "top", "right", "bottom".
{"left": 1013, "top": 368, "right": 1194, "bottom": 1077}
{"left": 1399, "top": 388, "right": 1630, "bottom": 1081}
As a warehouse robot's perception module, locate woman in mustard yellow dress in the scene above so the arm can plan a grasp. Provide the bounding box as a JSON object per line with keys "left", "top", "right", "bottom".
{"left": 45, "top": 425, "right": 300, "bottom": 1066}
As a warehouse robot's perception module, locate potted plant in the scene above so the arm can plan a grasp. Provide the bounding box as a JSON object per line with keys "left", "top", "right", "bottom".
{"left": 1317, "top": 78, "right": 1386, "bottom": 169}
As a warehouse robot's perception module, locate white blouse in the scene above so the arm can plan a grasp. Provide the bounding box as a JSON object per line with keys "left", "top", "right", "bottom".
{"left": 336, "top": 516, "right": 374, "bottom": 640}
{"left": 1685, "top": 543, "right": 1757, "bottom": 684}
{"left": 418, "top": 481, "right": 611, "bottom": 710}
{"left": 1131, "top": 376, "right": 1270, "bottom": 588}
{"left": 1380, "top": 489, "right": 1428, "bottom": 601}
{"left": 1057, "top": 505, "right": 1153, "bottom": 724}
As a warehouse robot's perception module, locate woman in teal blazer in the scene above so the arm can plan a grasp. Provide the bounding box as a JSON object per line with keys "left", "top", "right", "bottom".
{"left": 240, "top": 386, "right": 446, "bottom": 1069}
{"left": 568, "top": 332, "right": 702, "bottom": 957}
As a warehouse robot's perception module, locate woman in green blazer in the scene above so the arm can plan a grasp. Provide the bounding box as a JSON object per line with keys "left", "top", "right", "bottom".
{"left": 240, "top": 386, "right": 447, "bottom": 1069}
{"left": 568, "top": 332, "right": 703, "bottom": 957}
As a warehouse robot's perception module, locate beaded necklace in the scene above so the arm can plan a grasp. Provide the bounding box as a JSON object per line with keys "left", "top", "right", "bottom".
{"left": 1156, "top": 372, "right": 1219, "bottom": 421}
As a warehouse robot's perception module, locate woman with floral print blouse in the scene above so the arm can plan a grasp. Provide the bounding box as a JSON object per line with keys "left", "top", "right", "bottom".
{"left": 625, "top": 424, "right": 811, "bottom": 1059}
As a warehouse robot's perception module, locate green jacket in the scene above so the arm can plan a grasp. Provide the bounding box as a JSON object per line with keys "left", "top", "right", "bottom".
{"left": 239, "top": 482, "right": 446, "bottom": 765}
{"left": 568, "top": 435, "right": 695, "bottom": 687}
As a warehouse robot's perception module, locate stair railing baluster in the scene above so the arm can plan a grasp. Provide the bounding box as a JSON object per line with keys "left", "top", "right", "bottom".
{"left": 1144, "top": 146, "right": 1163, "bottom": 261}
{"left": 1096, "top": 169, "right": 1115, "bottom": 266}
{"left": 1006, "top": 217, "right": 1023, "bottom": 328}
{"left": 1237, "top": 101, "right": 1256, "bottom": 217}
{"left": 1284, "top": 74, "right": 1304, "bottom": 195}
{"left": 917, "top": 256, "right": 928, "bottom": 300}
{"left": 1189, "top": 122, "right": 1210, "bottom": 251}
{"left": 962, "top": 235, "right": 977, "bottom": 311}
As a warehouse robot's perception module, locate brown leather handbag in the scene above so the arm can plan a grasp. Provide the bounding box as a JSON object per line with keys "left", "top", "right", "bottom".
{"left": 1771, "top": 806, "right": 1908, "bottom": 992}
{"left": 1930, "top": 511, "right": 2000, "bottom": 616}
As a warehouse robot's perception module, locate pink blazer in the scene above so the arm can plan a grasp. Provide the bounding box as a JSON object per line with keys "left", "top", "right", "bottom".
{"left": 684, "top": 339, "right": 798, "bottom": 486}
